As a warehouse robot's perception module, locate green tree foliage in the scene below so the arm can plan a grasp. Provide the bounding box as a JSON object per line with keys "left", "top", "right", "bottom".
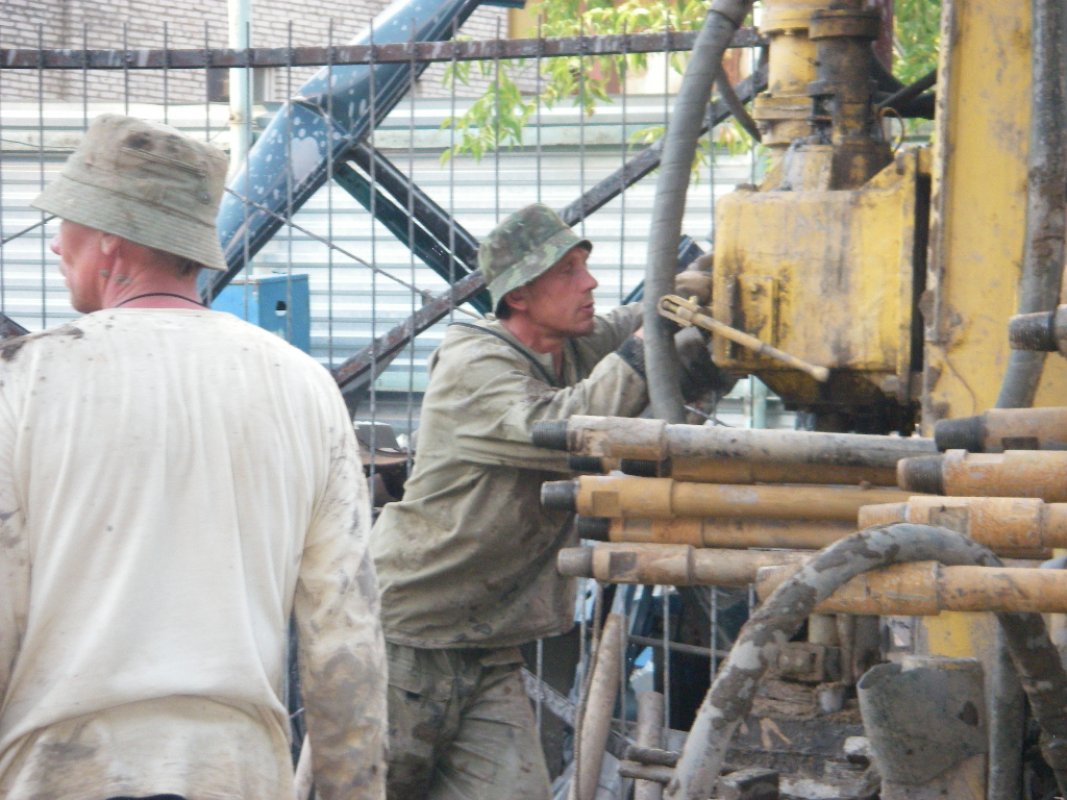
{"left": 441, "top": 0, "right": 942, "bottom": 162}
{"left": 893, "top": 0, "right": 941, "bottom": 85}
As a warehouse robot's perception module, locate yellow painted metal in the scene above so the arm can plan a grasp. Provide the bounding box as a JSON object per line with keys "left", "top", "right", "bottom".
{"left": 711, "top": 148, "right": 924, "bottom": 406}
{"left": 757, "top": 561, "right": 1067, "bottom": 615}
{"left": 753, "top": 0, "right": 823, "bottom": 151}
{"left": 923, "top": 0, "right": 1067, "bottom": 427}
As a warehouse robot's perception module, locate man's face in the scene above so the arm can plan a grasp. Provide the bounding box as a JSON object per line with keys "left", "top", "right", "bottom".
{"left": 518, "top": 246, "right": 599, "bottom": 338}
{"left": 51, "top": 219, "right": 104, "bottom": 313}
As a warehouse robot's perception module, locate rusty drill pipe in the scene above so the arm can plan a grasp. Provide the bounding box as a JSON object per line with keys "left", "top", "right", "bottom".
{"left": 935, "top": 407, "right": 1067, "bottom": 452}
{"left": 534, "top": 415, "right": 935, "bottom": 463}
{"left": 577, "top": 515, "right": 854, "bottom": 550}
{"left": 756, "top": 560, "right": 1067, "bottom": 614}
{"left": 534, "top": 416, "right": 935, "bottom": 486}
{"left": 568, "top": 454, "right": 903, "bottom": 485}
{"left": 1009, "top": 305, "right": 1067, "bottom": 353}
{"left": 557, "top": 543, "right": 810, "bottom": 587}
{"left": 899, "top": 449, "right": 1067, "bottom": 501}
{"left": 859, "top": 495, "right": 1067, "bottom": 559}
{"left": 545, "top": 474, "right": 911, "bottom": 521}
{"left": 663, "top": 523, "right": 1067, "bottom": 800}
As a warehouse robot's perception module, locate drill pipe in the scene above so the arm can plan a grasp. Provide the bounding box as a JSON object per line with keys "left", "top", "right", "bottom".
{"left": 898, "top": 449, "right": 1067, "bottom": 501}
{"left": 858, "top": 495, "right": 1067, "bottom": 559}
{"left": 533, "top": 415, "right": 935, "bottom": 486}
{"left": 935, "top": 406, "right": 1067, "bottom": 452}
{"left": 576, "top": 515, "right": 854, "bottom": 550}
{"left": 756, "top": 560, "right": 1067, "bottom": 615}
{"left": 567, "top": 454, "right": 903, "bottom": 485}
{"left": 557, "top": 543, "right": 809, "bottom": 587}
{"left": 1009, "top": 305, "right": 1067, "bottom": 354}
{"left": 544, "top": 474, "right": 910, "bottom": 521}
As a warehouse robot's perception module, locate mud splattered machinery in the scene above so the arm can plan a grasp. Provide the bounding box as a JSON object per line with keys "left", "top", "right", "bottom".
{"left": 535, "top": 0, "right": 1067, "bottom": 798}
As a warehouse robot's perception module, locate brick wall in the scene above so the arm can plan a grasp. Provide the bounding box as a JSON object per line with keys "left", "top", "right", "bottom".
{"left": 1, "top": 0, "right": 510, "bottom": 103}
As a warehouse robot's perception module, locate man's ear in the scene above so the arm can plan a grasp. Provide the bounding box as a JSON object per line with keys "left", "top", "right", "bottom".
{"left": 503, "top": 286, "right": 529, "bottom": 313}
{"left": 99, "top": 233, "right": 121, "bottom": 257}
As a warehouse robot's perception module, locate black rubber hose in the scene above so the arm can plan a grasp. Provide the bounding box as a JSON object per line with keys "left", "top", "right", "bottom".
{"left": 996, "top": 0, "right": 1066, "bottom": 409}
{"left": 664, "top": 523, "right": 1067, "bottom": 800}
{"left": 643, "top": 0, "right": 754, "bottom": 423}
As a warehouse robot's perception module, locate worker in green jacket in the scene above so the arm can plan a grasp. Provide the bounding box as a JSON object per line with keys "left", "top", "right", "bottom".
{"left": 370, "top": 203, "right": 721, "bottom": 799}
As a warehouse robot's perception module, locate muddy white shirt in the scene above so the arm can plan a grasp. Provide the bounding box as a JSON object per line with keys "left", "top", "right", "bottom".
{"left": 0, "top": 309, "right": 386, "bottom": 800}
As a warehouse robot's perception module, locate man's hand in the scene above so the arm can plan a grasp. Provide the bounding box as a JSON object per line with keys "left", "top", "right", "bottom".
{"left": 674, "top": 255, "right": 713, "bottom": 305}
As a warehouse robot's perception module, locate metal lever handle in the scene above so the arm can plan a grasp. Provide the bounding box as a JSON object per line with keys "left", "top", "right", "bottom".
{"left": 658, "top": 294, "right": 830, "bottom": 383}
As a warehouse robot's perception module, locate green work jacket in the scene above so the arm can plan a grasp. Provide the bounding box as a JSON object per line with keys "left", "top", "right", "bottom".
{"left": 370, "top": 304, "right": 647, "bottom": 649}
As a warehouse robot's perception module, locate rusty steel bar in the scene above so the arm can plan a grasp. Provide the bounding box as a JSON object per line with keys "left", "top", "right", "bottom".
{"left": 664, "top": 524, "right": 1067, "bottom": 800}
{"left": 544, "top": 474, "right": 910, "bottom": 521}
{"left": 934, "top": 406, "right": 1067, "bottom": 452}
{"left": 533, "top": 416, "right": 936, "bottom": 487}
{"left": 858, "top": 495, "right": 1067, "bottom": 559}
{"left": 757, "top": 560, "right": 1067, "bottom": 614}
{"left": 634, "top": 692, "right": 666, "bottom": 800}
{"left": 570, "top": 613, "right": 625, "bottom": 800}
{"left": 620, "top": 762, "right": 675, "bottom": 785}
{"left": 577, "top": 515, "right": 854, "bottom": 550}
{"left": 557, "top": 543, "right": 809, "bottom": 587}
{"left": 898, "top": 450, "right": 1067, "bottom": 501}
{"left": 0, "top": 29, "right": 763, "bottom": 70}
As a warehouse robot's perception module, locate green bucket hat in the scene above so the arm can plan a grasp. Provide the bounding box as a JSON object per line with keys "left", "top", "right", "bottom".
{"left": 478, "top": 203, "right": 592, "bottom": 310}
{"left": 31, "top": 113, "right": 229, "bottom": 271}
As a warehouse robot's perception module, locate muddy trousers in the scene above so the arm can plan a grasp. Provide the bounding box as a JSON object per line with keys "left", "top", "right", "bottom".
{"left": 384, "top": 641, "right": 552, "bottom": 800}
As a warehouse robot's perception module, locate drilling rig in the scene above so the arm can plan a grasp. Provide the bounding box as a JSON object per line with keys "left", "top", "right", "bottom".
{"left": 546, "top": 1, "right": 1067, "bottom": 798}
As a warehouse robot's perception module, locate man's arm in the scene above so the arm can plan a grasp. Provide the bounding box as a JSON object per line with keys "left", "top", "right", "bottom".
{"left": 294, "top": 396, "right": 387, "bottom": 800}
{"left": 0, "top": 387, "right": 26, "bottom": 705}
{"left": 427, "top": 327, "right": 649, "bottom": 472}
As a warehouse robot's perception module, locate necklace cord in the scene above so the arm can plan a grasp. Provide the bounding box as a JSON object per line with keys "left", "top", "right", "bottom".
{"left": 113, "top": 292, "right": 206, "bottom": 308}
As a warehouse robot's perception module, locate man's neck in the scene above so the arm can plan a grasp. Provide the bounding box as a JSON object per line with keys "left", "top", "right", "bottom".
{"left": 500, "top": 316, "right": 565, "bottom": 358}
{"left": 100, "top": 262, "right": 202, "bottom": 310}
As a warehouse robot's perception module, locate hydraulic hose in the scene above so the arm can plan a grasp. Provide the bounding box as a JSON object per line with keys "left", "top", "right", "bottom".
{"left": 643, "top": 0, "right": 755, "bottom": 423}
{"left": 995, "top": 0, "right": 1066, "bottom": 409}
{"left": 664, "top": 523, "right": 1067, "bottom": 800}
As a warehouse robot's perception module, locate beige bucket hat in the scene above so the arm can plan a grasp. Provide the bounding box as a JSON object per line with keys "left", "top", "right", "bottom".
{"left": 31, "top": 113, "right": 229, "bottom": 271}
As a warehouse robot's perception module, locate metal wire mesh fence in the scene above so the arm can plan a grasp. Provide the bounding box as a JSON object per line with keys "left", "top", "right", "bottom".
{"left": 0, "top": 14, "right": 786, "bottom": 792}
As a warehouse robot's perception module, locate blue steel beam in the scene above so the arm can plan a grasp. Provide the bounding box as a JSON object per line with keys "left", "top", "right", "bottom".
{"left": 203, "top": 0, "right": 485, "bottom": 300}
